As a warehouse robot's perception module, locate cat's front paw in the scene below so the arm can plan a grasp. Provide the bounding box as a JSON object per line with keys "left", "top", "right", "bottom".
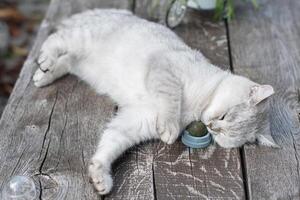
{"left": 33, "top": 50, "right": 58, "bottom": 87}
{"left": 157, "top": 118, "right": 180, "bottom": 144}
{"left": 37, "top": 50, "right": 56, "bottom": 73}
{"left": 88, "top": 160, "right": 113, "bottom": 195}
{"left": 33, "top": 68, "right": 55, "bottom": 87}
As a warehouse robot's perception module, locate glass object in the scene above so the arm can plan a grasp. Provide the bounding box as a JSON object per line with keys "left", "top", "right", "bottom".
{"left": 2, "top": 176, "right": 37, "bottom": 200}
{"left": 167, "top": 0, "right": 187, "bottom": 28}
{"left": 187, "top": 0, "right": 217, "bottom": 10}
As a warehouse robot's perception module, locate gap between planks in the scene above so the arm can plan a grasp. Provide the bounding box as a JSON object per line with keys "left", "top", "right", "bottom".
{"left": 223, "top": 17, "right": 250, "bottom": 200}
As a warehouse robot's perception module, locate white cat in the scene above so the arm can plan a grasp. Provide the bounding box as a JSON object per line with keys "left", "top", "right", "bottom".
{"left": 33, "top": 9, "right": 277, "bottom": 195}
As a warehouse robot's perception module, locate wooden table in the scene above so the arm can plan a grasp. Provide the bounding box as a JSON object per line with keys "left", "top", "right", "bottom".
{"left": 0, "top": 0, "right": 299, "bottom": 199}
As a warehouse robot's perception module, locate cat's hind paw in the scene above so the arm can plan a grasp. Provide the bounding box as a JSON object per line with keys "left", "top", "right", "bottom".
{"left": 88, "top": 161, "right": 113, "bottom": 195}
{"left": 157, "top": 118, "right": 180, "bottom": 145}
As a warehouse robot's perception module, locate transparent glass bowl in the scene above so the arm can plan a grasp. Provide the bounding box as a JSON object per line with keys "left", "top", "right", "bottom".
{"left": 2, "top": 176, "right": 37, "bottom": 200}
{"left": 167, "top": 0, "right": 187, "bottom": 28}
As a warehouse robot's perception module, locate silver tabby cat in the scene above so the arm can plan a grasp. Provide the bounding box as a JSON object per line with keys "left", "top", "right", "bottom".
{"left": 33, "top": 9, "right": 277, "bottom": 195}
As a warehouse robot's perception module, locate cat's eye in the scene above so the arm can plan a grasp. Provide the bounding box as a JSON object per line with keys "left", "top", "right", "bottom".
{"left": 219, "top": 113, "right": 226, "bottom": 120}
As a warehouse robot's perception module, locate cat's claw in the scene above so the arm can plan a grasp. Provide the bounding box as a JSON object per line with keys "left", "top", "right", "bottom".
{"left": 157, "top": 118, "right": 179, "bottom": 144}
{"left": 88, "top": 160, "right": 113, "bottom": 195}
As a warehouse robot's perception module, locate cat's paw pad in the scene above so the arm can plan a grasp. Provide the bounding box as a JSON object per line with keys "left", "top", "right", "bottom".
{"left": 88, "top": 161, "right": 113, "bottom": 195}
{"left": 33, "top": 68, "right": 55, "bottom": 87}
{"left": 157, "top": 118, "right": 179, "bottom": 144}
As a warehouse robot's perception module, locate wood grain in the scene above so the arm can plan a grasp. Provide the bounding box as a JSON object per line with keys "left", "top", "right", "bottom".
{"left": 134, "top": 7, "right": 246, "bottom": 200}
{"left": 229, "top": 0, "right": 300, "bottom": 199}
{"left": 0, "top": 0, "right": 133, "bottom": 199}
{"left": 0, "top": 1, "right": 248, "bottom": 199}
{"left": 106, "top": 143, "right": 156, "bottom": 200}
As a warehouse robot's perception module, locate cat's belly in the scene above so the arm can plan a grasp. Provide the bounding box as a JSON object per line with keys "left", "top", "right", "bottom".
{"left": 71, "top": 49, "right": 153, "bottom": 106}
{"left": 63, "top": 9, "right": 187, "bottom": 106}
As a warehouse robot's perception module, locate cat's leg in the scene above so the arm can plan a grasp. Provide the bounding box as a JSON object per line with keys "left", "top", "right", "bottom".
{"left": 147, "top": 59, "right": 183, "bottom": 144}
{"left": 88, "top": 106, "right": 156, "bottom": 195}
{"left": 33, "top": 33, "right": 71, "bottom": 87}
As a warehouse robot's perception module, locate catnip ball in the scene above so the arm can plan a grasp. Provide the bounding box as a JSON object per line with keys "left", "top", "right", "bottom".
{"left": 186, "top": 121, "right": 208, "bottom": 137}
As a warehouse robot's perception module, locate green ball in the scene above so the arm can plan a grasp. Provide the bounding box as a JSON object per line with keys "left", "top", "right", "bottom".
{"left": 186, "top": 121, "right": 208, "bottom": 137}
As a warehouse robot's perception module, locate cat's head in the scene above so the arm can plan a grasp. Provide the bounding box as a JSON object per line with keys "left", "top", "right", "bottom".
{"left": 201, "top": 75, "right": 278, "bottom": 148}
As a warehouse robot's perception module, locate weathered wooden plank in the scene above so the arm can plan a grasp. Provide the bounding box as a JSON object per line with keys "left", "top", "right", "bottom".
{"left": 154, "top": 144, "right": 244, "bottom": 200}
{"left": 0, "top": 0, "right": 138, "bottom": 199}
{"left": 135, "top": 6, "right": 245, "bottom": 200}
{"left": 45, "top": 0, "right": 134, "bottom": 25}
{"left": 0, "top": 97, "right": 7, "bottom": 118}
{"left": 107, "top": 143, "right": 156, "bottom": 200}
{"left": 175, "top": 10, "right": 230, "bottom": 69}
{"left": 229, "top": 0, "right": 300, "bottom": 199}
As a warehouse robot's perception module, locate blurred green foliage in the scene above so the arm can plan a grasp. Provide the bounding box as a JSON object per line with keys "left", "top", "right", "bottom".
{"left": 214, "top": 0, "right": 258, "bottom": 21}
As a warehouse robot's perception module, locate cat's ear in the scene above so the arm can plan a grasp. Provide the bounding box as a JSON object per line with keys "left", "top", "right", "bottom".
{"left": 256, "top": 133, "right": 280, "bottom": 148}
{"left": 249, "top": 85, "right": 274, "bottom": 106}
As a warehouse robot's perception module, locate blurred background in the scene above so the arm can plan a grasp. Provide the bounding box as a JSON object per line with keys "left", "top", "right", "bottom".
{"left": 0, "top": 0, "right": 49, "bottom": 115}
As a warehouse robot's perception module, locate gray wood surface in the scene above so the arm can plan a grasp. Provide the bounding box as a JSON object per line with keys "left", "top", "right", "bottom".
{"left": 0, "top": 0, "right": 248, "bottom": 199}
{"left": 0, "top": 0, "right": 132, "bottom": 200}
{"left": 229, "top": 0, "right": 300, "bottom": 199}
{"left": 7, "top": 0, "right": 300, "bottom": 199}
{"left": 134, "top": 7, "right": 246, "bottom": 200}
{"left": 106, "top": 142, "right": 156, "bottom": 200}
{"left": 0, "top": 96, "right": 7, "bottom": 118}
